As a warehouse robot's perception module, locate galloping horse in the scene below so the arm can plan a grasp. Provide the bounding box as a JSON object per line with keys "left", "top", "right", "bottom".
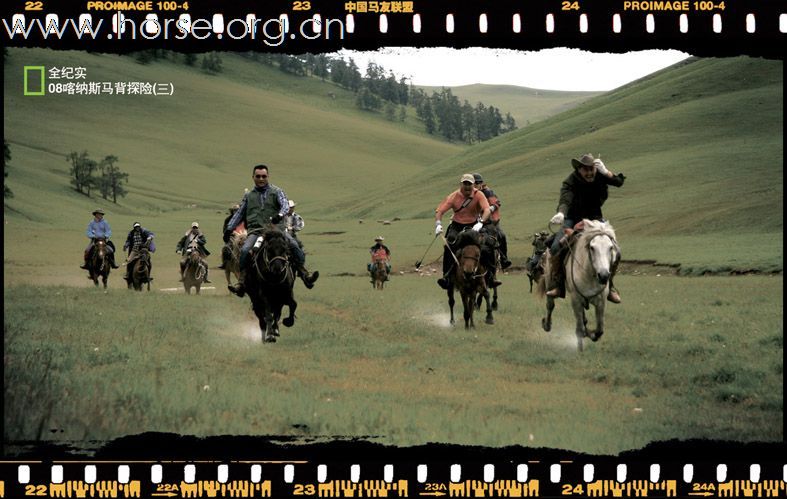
{"left": 447, "top": 231, "right": 494, "bottom": 329}
{"left": 246, "top": 229, "right": 297, "bottom": 343}
{"left": 371, "top": 258, "right": 388, "bottom": 290}
{"left": 128, "top": 244, "right": 152, "bottom": 291}
{"left": 182, "top": 240, "right": 207, "bottom": 295}
{"left": 223, "top": 230, "right": 247, "bottom": 289}
{"left": 86, "top": 237, "right": 110, "bottom": 288}
{"left": 537, "top": 219, "right": 620, "bottom": 351}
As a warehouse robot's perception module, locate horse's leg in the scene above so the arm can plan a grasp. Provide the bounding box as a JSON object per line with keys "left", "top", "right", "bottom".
{"left": 250, "top": 295, "right": 267, "bottom": 342}
{"left": 463, "top": 292, "right": 473, "bottom": 329}
{"left": 264, "top": 307, "right": 276, "bottom": 343}
{"left": 195, "top": 283, "right": 201, "bottom": 295}
{"left": 589, "top": 298, "right": 606, "bottom": 342}
{"left": 282, "top": 295, "right": 297, "bottom": 328}
{"left": 492, "top": 284, "right": 498, "bottom": 311}
{"left": 483, "top": 286, "right": 494, "bottom": 325}
{"left": 571, "top": 298, "right": 586, "bottom": 352}
{"left": 448, "top": 287, "right": 455, "bottom": 326}
{"left": 542, "top": 296, "right": 555, "bottom": 332}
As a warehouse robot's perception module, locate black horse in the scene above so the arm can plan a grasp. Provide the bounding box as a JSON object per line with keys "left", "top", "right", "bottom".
{"left": 246, "top": 229, "right": 297, "bottom": 343}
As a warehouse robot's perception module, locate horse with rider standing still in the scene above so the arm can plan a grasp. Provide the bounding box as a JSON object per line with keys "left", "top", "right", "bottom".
{"left": 80, "top": 209, "right": 120, "bottom": 287}
{"left": 123, "top": 222, "right": 156, "bottom": 290}
{"left": 224, "top": 164, "right": 318, "bottom": 342}
{"left": 368, "top": 236, "right": 391, "bottom": 289}
{"left": 537, "top": 153, "right": 626, "bottom": 351}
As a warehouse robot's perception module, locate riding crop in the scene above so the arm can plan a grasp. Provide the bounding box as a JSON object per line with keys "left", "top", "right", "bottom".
{"left": 414, "top": 233, "right": 440, "bottom": 269}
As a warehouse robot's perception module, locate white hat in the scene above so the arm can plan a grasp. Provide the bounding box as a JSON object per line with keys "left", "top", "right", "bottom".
{"left": 375, "top": 236, "right": 384, "bottom": 241}
{"left": 288, "top": 200, "right": 296, "bottom": 208}
{"left": 191, "top": 222, "right": 199, "bottom": 228}
{"left": 133, "top": 222, "right": 141, "bottom": 228}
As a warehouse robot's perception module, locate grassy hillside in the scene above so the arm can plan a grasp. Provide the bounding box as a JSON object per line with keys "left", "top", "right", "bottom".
{"left": 422, "top": 83, "right": 601, "bottom": 128}
{"left": 3, "top": 52, "right": 783, "bottom": 285}
{"left": 361, "top": 57, "right": 783, "bottom": 273}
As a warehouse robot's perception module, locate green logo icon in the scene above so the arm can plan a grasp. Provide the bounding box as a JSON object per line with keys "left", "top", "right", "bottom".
{"left": 24, "top": 66, "right": 46, "bottom": 96}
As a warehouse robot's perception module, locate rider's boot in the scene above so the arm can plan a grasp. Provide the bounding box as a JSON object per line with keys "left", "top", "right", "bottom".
{"left": 607, "top": 258, "right": 621, "bottom": 303}
{"left": 203, "top": 266, "right": 212, "bottom": 283}
{"left": 545, "top": 252, "right": 565, "bottom": 298}
{"left": 179, "top": 262, "right": 186, "bottom": 282}
{"left": 228, "top": 270, "right": 246, "bottom": 297}
{"left": 80, "top": 250, "right": 89, "bottom": 269}
{"left": 109, "top": 253, "right": 120, "bottom": 269}
{"left": 298, "top": 265, "right": 319, "bottom": 289}
{"left": 122, "top": 262, "right": 130, "bottom": 280}
{"left": 437, "top": 273, "right": 452, "bottom": 290}
{"left": 500, "top": 255, "right": 513, "bottom": 270}
{"left": 490, "top": 278, "right": 503, "bottom": 288}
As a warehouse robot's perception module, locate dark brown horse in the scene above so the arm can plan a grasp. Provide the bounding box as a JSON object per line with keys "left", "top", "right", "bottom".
{"left": 246, "top": 229, "right": 297, "bottom": 343}
{"left": 447, "top": 231, "right": 494, "bottom": 329}
{"left": 371, "top": 258, "right": 388, "bottom": 290}
{"left": 86, "top": 238, "right": 110, "bottom": 288}
{"left": 127, "top": 245, "right": 152, "bottom": 291}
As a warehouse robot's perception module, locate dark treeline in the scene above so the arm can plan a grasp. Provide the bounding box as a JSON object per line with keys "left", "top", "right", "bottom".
{"left": 249, "top": 53, "right": 518, "bottom": 144}
{"left": 129, "top": 51, "right": 517, "bottom": 143}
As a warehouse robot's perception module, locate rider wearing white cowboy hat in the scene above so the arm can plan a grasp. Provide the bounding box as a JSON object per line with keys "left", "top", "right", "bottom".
{"left": 546, "top": 153, "right": 626, "bottom": 303}
{"left": 80, "top": 208, "right": 120, "bottom": 270}
{"left": 283, "top": 199, "right": 305, "bottom": 245}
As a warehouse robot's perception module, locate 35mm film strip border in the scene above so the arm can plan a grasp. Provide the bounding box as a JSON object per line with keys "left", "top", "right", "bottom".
{"left": 2, "top": 1, "right": 785, "bottom": 55}
{"left": 1, "top": 460, "right": 786, "bottom": 498}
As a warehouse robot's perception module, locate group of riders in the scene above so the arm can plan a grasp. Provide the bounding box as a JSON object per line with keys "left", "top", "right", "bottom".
{"left": 80, "top": 154, "right": 624, "bottom": 302}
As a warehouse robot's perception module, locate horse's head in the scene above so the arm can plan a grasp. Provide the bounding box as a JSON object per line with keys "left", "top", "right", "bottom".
{"left": 186, "top": 242, "right": 201, "bottom": 265}
{"left": 458, "top": 244, "right": 481, "bottom": 280}
{"left": 583, "top": 220, "right": 619, "bottom": 286}
{"left": 94, "top": 238, "right": 107, "bottom": 257}
{"left": 259, "top": 230, "right": 290, "bottom": 277}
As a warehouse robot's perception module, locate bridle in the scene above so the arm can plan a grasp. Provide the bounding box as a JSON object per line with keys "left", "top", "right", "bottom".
{"left": 568, "top": 232, "right": 619, "bottom": 302}
{"left": 254, "top": 242, "right": 292, "bottom": 285}
{"left": 459, "top": 248, "right": 485, "bottom": 280}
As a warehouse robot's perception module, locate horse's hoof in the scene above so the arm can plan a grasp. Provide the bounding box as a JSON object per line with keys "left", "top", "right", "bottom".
{"left": 485, "top": 317, "right": 495, "bottom": 325}
{"left": 591, "top": 330, "right": 604, "bottom": 342}
{"left": 264, "top": 335, "right": 277, "bottom": 343}
{"left": 542, "top": 318, "right": 551, "bottom": 332}
{"left": 492, "top": 302, "right": 498, "bottom": 311}
{"left": 282, "top": 317, "right": 294, "bottom": 327}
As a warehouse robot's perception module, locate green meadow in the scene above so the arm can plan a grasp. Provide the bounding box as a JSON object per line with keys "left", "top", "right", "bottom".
{"left": 3, "top": 49, "right": 783, "bottom": 454}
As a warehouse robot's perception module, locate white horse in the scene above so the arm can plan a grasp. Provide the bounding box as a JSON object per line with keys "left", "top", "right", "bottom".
{"left": 538, "top": 219, "right": 620, "bottom": 351}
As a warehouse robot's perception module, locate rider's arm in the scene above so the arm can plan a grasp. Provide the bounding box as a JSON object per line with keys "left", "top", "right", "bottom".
{"left": 476, "top": 191, "right": 491, "bottom": 223}
{"left": 86, "top": 221, "right": 95, "bottom": 239}
{"left": 225, "top": 198, "right": 247, "bottom": 232}
{"left": 276, "top": 190, "right": 290, "bottom": 218}
{"left": 103, "top": 221, "right": 112, "bottom": 239}
{"left": 557, "top": 178, "right": 575, "bottom": 216}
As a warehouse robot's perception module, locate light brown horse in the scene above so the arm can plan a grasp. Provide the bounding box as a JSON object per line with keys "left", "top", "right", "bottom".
{"left": 447, "top": 231, "right": 494, "bottom": 329}
{"left": 223, "top": 230, "right": 246, "bottom": 289}
{"left": 182, "top": 240, "right": 207, "bottom": 295}
{"left": 87, "top": 238, "right": 110, "bottom": 288}
{"left": 371, "top": 258, "right": 388, "bottom": 290}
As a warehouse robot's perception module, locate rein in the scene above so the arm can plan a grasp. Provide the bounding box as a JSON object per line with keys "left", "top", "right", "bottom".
{"left": 253, "top": 244, "right": 292, "bottom": 285}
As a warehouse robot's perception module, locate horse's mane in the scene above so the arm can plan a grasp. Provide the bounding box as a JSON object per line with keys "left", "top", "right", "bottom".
{"left": 455, "top": 230, "right": 481, "bottom": 249}
{"left": 578, "top": 219, "right": 617, "bottom": 244}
